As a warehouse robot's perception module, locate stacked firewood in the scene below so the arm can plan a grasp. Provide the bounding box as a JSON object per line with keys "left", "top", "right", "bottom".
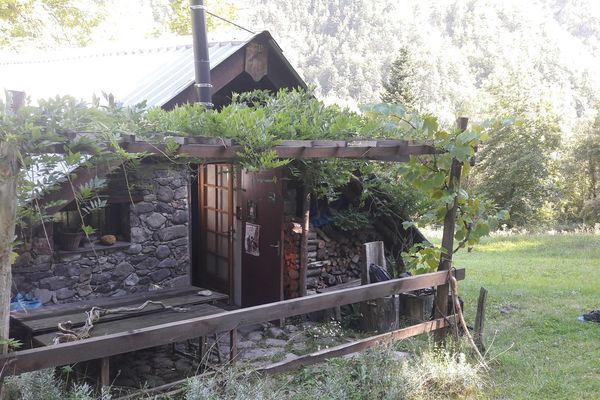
{"left": 305, "top": 227, "right": 366, "bottom": 290}
{"left": 283, "top": 218, "right": 302, "bottom": 299}
{"left": 284, "top": 220, "right": 382, "bottom": 295}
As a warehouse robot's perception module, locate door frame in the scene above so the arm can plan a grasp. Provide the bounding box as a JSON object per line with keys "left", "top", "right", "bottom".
{"left": 194, "top": 163, "right": 235, "bottom": 296}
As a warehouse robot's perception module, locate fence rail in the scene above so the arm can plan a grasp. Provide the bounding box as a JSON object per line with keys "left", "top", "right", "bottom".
{"left": 0, "top": 268, "right": 464, "bottom": 376}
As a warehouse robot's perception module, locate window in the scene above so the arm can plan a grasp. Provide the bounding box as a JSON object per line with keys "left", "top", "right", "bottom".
{"left": 53, "top": 202, "right": 130, "bottom": 250}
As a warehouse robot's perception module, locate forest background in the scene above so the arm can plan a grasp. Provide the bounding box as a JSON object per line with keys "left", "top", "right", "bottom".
{"left": 2, "top": 0, "right": 600, "bottom": 229}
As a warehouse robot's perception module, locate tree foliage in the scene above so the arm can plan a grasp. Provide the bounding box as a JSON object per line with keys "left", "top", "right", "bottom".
{"left": 0, "top": 0, "right": 104, "bottom": 49}
{"left": 470, "top": 74, "right": 562, "bottom": 227}
{"left": 249, "top": 0, "right": 600, "bottom": 131}
{"left": 381, "top": 47, "right": 416, "bottom": 110}
{"left": 573, "top": 109, "right": 600, "bottom": 201}
{"left": 561, "top": 106, "right": 600, "bottom": 224}
{"left": 150, "top": 0, "right": 237, "bottom": 36}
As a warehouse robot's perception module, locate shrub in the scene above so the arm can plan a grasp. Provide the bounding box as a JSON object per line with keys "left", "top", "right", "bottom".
{"left": 4, "top": 369, "right": 110, "bottom": 400}
{"left": 184, "top": 344, "right": 486, "bottom": 400}
{"left": 185, "top": 368, "right": 275, "bottom": 400}
{"left": 403, "top": 345, "right": 485, "bottom": 399}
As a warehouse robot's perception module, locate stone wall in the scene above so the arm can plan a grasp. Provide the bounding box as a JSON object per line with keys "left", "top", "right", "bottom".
{"left": 12, "top": 163, "right": 191, "bottom": 305}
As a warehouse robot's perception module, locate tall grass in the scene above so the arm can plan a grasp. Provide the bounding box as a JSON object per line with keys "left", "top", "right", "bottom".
{"left": 4, "top": 369, "right": 111, "bottom": 400}
{"left": 185, "top": 343, "right": 486, "bottom": 400}
{"left": 3, "top": 343, "right": 485, "bottom": 400}
{"left": 455, "top": 233, "right": 600, "bottom": 399}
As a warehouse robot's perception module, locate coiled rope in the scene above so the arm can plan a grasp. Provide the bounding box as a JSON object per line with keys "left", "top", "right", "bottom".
{"left": 53, "top": 300, "right": 189, "bottom": 344}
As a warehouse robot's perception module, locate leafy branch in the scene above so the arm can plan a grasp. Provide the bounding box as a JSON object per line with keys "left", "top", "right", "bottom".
{"left": 2, "top": 90, "right": 507, "bottom": 276}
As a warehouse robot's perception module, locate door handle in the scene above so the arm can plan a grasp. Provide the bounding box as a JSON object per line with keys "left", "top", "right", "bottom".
{"left": 269, "top": 241, "right": 281, "bottom": 256}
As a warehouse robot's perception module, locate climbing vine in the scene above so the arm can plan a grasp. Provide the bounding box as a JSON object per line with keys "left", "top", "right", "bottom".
{"left": 1, "top": 89, "right": 506, "bottom": 275}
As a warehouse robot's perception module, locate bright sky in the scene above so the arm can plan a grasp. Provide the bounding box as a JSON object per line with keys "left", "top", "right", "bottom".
{"left": 89, "top": 0, "right": 251, "bottom": 45}
{"left": 0, "top": 0, "right": 255, "bottom": 105}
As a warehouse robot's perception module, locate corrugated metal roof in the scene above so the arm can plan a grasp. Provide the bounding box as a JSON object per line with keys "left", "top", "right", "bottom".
{"left": 0, "top": 34, "right": 255, "bottom": 107}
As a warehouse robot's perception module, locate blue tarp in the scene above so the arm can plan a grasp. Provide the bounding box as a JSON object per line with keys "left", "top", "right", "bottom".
{"left": 10, "top": 293, "right": 42, "bottom": 312}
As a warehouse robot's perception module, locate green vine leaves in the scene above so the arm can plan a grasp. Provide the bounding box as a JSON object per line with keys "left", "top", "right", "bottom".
{"left": 2, "top": 91, "right": 508, "bottom": 275}
{"left": 361, "top": 105, "right": 509, "bottom": 274}
{"left": 1, "top": 96, "right": 144, "bottom": 251}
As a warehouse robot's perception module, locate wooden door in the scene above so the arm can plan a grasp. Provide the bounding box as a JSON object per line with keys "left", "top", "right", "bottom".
{"left": 241, "top": 169, "right": 283, "bottom": 307}
{"left": 198, "top": 164, "right": 234, "bottom": 295}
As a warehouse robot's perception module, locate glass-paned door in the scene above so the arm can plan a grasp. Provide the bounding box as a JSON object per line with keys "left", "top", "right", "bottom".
{"left": 199, "top": 164, "right": 234, "bottom": 295}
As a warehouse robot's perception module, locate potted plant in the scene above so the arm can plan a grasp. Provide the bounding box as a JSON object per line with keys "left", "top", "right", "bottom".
{"left": 56, "top": 178, "right": 107, "bottom": 251}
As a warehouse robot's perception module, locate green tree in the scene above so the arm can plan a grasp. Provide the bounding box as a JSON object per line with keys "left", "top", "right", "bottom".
{"left": 576, "top": 110, "right": 600, "bottom": 200}
{"left": 472, "top": 73, "right": 562, "bottom": 227}
{"left": 561, "top": 106, "right": 600, "bottom": 224}
{"left": 381, "top": 47, "right": 416, "bottom": 110}
{"left": 153, "top": 0, "right": 237, "bottom": 36}
{"left": 0, "top": 0, "right": 104, "bottom": 48}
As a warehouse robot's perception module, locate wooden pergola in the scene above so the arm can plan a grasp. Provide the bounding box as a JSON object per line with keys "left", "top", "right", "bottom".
{"left": 2, "top": 130, "right": 468, "bottom": 387}
{"left": 120, "top": 135, "right": 438, "bottom": 162}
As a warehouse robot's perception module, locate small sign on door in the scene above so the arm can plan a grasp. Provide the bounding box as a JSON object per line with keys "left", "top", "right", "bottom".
{"left": 245, "top": 223, "right": 260, "bottom": 256}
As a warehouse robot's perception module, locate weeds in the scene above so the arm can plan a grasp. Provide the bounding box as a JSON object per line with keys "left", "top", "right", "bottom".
{"left": 405, "top": 345, "right": 485, "bottom": 399}
{"left": 302, "top": 320, "right": 350, "bottom": 352}
{"left": 184, "top": 342, "right": 487, "bottom": 400}
{"left": 303, "top": 320, "right": 343, "bottom": 340}
{"left": 4, "top": 369, "right": 112, "bottom": 400}
{"left": 185, "top": 368, "right": 283, "bottom": 400}
{"left": 4, "top": 341, "right": 485, "bottom": 400}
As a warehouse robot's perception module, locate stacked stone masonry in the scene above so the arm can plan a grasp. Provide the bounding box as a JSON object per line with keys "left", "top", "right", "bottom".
{"left": 12, "top": 164, "right": 191, "bottom": 304}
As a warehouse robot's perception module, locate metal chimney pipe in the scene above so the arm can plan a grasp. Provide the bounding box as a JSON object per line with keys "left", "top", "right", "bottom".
{"left": 190, "top": 0, "right": 212, "bottom": 107}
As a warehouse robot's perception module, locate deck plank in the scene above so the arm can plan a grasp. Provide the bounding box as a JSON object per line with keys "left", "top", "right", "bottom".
{"left": 34, "top": 303, "right": 223, "bottom": 346}
{"left": 12, "top": 286, "right": 199, "bottom": 321}
{"left": 0, "top": 269, "right": 464, "bottom": 375}
{"left": 13, "top": 287, "right": 227, "bottom": 334}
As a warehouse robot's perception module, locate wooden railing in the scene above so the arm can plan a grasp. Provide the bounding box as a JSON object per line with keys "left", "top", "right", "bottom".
{"left": 0, "top": 268, "right": 464, "bottom": 377}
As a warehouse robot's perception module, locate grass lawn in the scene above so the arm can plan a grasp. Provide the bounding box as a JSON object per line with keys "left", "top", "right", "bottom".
{"left": 453, "top": 233, "right": 600, "bottom": 399}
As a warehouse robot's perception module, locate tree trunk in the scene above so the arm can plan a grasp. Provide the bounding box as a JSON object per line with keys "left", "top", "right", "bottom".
{"left": 298, "top": 188, "right": 310, "bottom": 297}
{"left": 589, "top": 157, "right": 597, "bottom": 199}
{"left": 0, "top": 140, "right": 18, "bottom": 354}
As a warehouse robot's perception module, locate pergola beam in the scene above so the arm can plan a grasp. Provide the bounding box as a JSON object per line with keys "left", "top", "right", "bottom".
{"left": 122, "top": 138, "right": 438, "bottom": 162}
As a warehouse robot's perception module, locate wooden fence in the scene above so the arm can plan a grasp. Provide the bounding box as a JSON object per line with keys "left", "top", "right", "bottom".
{"left": 0, "top": 268, "right": 464, "bottom": 377}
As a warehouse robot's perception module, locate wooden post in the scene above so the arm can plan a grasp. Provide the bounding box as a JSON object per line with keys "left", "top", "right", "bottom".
{"left": 6, "top": 91, "right": 25, "bottom": 115}
{"left": 360, "top": 241, "right": 386, "bottom": 285}
{"left": 474, "top": 287, "right": 488, "bottom": 353}
{"left": 229, "top": 329, "right": 238, "bottom": 363}
{"left": 298, "top": 187, "right": 310, "bottom": 297}
{"left": 0, "top": 142, "right": 17, "bottom": 357}
{"left": 100, "top": 357, "right": 110, "bottom": 387}
{"left": 198, "top": 335, "right": 205, "bottom": 361}
{"left": 0, "top": 92, "right": 24, "bottom": 357}
{"left": 434, "top": 117, "right": 468, "bottom": 342}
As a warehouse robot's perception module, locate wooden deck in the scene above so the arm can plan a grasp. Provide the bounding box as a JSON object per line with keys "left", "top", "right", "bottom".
{"left": 11, "top": 286, "right": 228, "bottom": 345}
{"left": 1, "top": 269, "right": 465, "bottom": 384}
{"left": 10, "top": 286, "right": 228, "bottom": 386}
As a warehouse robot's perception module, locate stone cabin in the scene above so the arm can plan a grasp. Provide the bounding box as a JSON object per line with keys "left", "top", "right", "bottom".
{"left": 7, "top": 31, "right": 426, "bottom": 309}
